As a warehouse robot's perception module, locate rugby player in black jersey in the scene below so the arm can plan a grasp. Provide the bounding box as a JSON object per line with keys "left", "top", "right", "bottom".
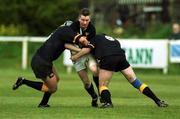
{"left": 71, "top": 34, "right": 168, "bottom": 108}
{"left": 12, "top": 26, "right": 89, "bottom": 107}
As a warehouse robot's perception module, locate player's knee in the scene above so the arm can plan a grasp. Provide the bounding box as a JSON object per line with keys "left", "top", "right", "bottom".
{"left": 49, "top": 87, "right": 57, "bottom": 93}
{"left": 126, "top": 75, "right": 136, "bottom": 83}
{"left": 89, "top": 65, "right": 98, "bottom": 75}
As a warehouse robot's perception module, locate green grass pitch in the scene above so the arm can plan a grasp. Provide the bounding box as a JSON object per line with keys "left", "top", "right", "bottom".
{"left": 0, "top": 69, "right": 180, "bottom": 119}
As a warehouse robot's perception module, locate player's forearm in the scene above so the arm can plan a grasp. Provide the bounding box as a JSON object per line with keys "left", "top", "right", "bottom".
{"left": 71, "top": 48, "right": 91, "bottom": 61}
{"left": 64, "top": 43, "right": 81, "bottom": 52}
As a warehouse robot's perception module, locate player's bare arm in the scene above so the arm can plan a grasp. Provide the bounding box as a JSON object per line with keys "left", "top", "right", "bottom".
{"left": 64, "top": 43, "right": 81, "bottom": 52}
{"left": 71, "top": 48, "right": 91, "bottom": 61}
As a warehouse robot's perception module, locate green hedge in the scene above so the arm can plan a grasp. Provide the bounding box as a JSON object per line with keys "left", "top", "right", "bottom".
{"left": 0, "top": 24, "right": 28, "bottom": 36}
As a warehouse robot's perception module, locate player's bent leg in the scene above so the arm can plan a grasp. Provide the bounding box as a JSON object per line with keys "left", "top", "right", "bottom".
{"left": 78, "top": 70, "right": 98, "bottom": 107}
{"left": 39, "top": 67, "right": 60, "bottom": 108}
{"left": 38, "top": 75, "right": 58, "bottom": 108}
{"left": 88, "top": 58, "right": 100, "bottom": 95}
{"left": 99, "top": 69, "right": 113, "bottom": 108}
{"left": 121, "top": 66, "right": 168, "bottom": 107}
{"left": 12, "top": 77, "right": 49, "bottom": 92}
{"left": 44, "top": 75, "right": 58, "bottom": 93}
{"left": 121, "top": 66, "right": 136, "bottom": 83}
{"left": 12, "top": 76, "right": 54, "bottom": 108}
{"left": 74, "top": 57, "right": 98, "bottom": 107}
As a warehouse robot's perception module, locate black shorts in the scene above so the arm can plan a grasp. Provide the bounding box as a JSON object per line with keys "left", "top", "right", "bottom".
{"left": 31, "top": 54, "right": 53, "bottom": 79}
{"left": 99, "top": 54, "right": 130, "bottom": 72}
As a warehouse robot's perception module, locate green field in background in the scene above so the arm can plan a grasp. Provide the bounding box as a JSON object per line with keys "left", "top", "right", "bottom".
{"left": 0, "top": 69, "right": 179, "bottom": 119}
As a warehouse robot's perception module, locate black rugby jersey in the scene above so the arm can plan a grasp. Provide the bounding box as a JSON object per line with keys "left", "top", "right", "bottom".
{"left": 88, "top": 35, "right": 125, "bottom": 59}
{"left": 36, "top": 26, "right": 81, "bottom": 62}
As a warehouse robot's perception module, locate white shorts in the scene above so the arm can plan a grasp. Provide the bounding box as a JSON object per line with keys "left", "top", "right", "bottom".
{"left": 73, "top": 54, "right": 97, "bottom": 72}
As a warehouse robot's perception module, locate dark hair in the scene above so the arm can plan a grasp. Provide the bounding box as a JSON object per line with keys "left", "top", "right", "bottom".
{"left": 79, "top": 8, "right": 90, "bottom": 16}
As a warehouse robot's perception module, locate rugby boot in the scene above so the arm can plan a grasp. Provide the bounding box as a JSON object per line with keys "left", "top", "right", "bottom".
{"left": 12, "top": 77, "right": 24, "bottom": 90}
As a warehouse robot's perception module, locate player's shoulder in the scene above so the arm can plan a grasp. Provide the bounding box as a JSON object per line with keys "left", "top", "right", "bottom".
{"left": 62, "top": 20, "right": 73, "bottom": 26}
{"left": 88, "top": 22, "right": 95, "bottom": 30}
{"left": 69, "top": 21, "right": 80, "bottom": 31}
{"left": 70, "top": 21, "right": 79, "bottom": 27}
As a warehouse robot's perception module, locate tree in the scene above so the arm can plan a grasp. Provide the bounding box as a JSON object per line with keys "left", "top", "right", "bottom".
{"left": 0, "top": 0, "right": 81, "bottom": 35}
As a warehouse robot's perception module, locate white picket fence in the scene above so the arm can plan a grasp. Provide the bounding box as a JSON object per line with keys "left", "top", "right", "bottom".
{"left": 0, "top": 36, "right": 46, "bottom": 70}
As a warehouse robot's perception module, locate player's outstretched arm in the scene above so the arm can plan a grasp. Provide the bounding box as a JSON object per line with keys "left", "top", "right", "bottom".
{"left": 71, "top": 48, "right": 91, "bottom": 61}
{"left": 64, "top": 43, "right": 81, "bottom": 52}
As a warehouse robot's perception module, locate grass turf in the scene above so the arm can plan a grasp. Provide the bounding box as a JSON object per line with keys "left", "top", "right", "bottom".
{"left": 0, "top": 69, "right": 180, "bottom": 119}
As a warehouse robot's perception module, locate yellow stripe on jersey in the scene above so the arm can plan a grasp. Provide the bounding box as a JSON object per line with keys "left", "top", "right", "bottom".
{"left": 139, "top": 83, "right": 148, "bottom": 93}
{"left": 41, "top": 84, "right": 49, "bottom": 92}
{"left": 99, "top": 86, "right": 108, "bottom": 94}
{"left": 73, "top": 34, "right": 81, "bottom": 43}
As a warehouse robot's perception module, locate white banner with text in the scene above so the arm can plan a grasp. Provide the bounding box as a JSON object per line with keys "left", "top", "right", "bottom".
{"left": 118, "top": 40, "right": 168, "bottom": 69}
